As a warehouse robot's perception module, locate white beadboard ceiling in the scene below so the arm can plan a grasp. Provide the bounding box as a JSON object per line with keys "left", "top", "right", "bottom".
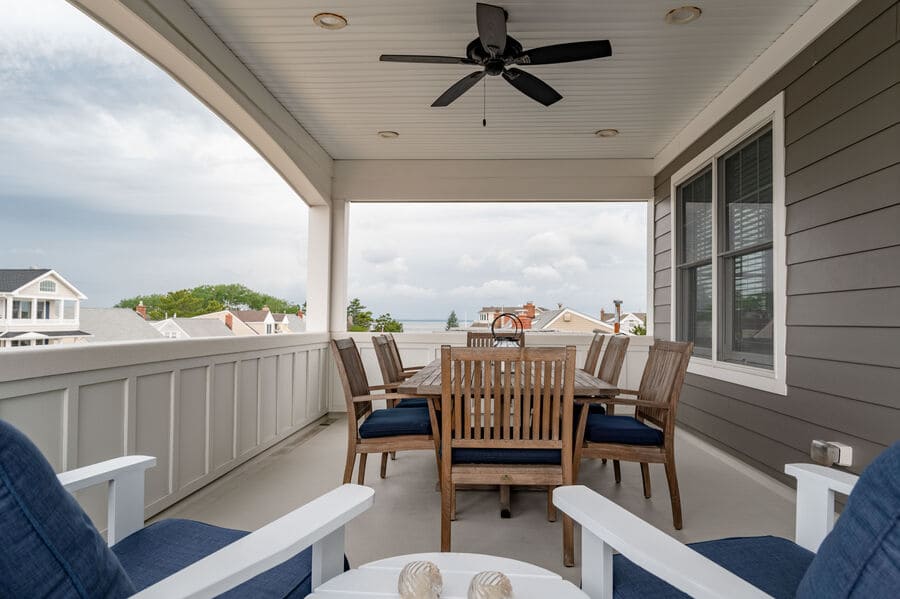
{"left": 186, "top": 0, "right": 816, "bottom": 160}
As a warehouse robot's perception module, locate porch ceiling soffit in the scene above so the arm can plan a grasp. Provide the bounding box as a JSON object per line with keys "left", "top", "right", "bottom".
{"left": 332, "top": 159, "right": 654, "bottom": 202}
{"left": 71, "top": 0, "right": 333, "bottom": 206}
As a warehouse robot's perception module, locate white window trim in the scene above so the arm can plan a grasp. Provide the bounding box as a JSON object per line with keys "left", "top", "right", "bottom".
{"left": 669, "top": 93, "right": 787, "bottom": 396}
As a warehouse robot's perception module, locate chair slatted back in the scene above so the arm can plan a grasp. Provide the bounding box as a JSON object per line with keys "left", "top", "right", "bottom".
{"left": 331, "top": 338, "right": 372, "bottom": 422}
{"left": 635, "top": 340, "right": 693, "bottom": 437}
{"left": 385, "top": 333, "right": 406, "bottom": 372}
{"left": 597, "top": 335, "right": 630, "bottom": 385}
{"left": 466, "top": 331, "right": 525, "bottom": 348}
{"left": 583, "top": 333, "right": 605, "bottom": 375}
{"left": 373, "top": 334, "right": 403, "bottom": 385}
{"left": 441, "top": 346, "right": 576, "bottom": 455}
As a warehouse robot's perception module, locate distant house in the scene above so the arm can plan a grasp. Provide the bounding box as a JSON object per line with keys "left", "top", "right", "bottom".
{"left": 531, "top": 306, "right": 615, "bottom": 334}
{"left": 0, "top": 268, "right": 90, "bottom": 348}
{"left": 80, "top": 308, "right": 163, "bottom": 343}
{"left": 601, "top": 310, "right": 647, "bottom": 334}
{"left": 474, "top": 302, "right": 547, "bottom": 329}
{"left": 152, "top": 317, "right": 234, "bottom": 340}
{"left": 192, "top": 309, "right": 258, "bottom": 336}
{"left": 192, "top": 307, "right": 306, "bottom": 335}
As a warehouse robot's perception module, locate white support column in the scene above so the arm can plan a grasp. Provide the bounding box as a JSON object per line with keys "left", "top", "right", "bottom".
{"left": 307, "top": 205, "right": 332, "bottom": 333}
{"left": 329, "top": 199, "right": 349, "bottom": 333}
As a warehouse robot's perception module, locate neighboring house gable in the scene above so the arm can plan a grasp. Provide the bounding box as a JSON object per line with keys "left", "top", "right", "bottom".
{"left": 534, "top": 308, "right": 615, "bottom": 333}
{"left": 193, "top": 310, "right": 258, "bottom": 336}
{"left": 153, "top": 318, "right": 234, "bottom": 339}
{"left": 233, "top": 309, "right": 276, "bottom": 335}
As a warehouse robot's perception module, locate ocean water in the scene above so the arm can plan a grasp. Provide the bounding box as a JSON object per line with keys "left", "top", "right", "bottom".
{"left": 399, "top": 319, "right": 464, "bottom": 332}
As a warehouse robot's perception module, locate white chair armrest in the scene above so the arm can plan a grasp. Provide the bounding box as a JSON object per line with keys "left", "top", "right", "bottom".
{"left": 133, "top": 484, "right": 375, "bottom": 599}
{"left": 785, "top": 463, "right": 858, "bottom": 552}
{"left": 553, "top": 486, "right": 772, "bottom": 599}
{"left": 58, "top": 456, "right": 156, "bottom": 545}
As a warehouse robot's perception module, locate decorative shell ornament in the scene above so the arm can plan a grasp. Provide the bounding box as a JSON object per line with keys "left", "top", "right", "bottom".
{"left": 467, "top": 571, "right": 513, "bottom": 599}
{"left": 397, "top": 560, "right": 443, "bottom": 599}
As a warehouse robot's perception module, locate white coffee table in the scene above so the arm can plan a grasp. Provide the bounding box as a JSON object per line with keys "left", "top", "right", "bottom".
{"left": 309, "top": 552, "right": 588, "bottom": 598}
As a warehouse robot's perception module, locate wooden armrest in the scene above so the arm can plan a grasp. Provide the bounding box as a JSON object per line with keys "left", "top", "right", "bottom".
{"left": 398, "top": 371, "right": 416, "bottom": 380}
{"left": 785, "top": 463, "right": 858, "bottom": 552}
{"left": 352, "top": 393, "right": 431, "bottom": 403}
{"left": 604, "top": 396, "right": 670, "bottom": 410}
{"left": 554, "top": 486, "right": 770, "bottom": 599}
{"left": 403, "top": 366, "right": 424, "bottom": 373}
{"left": 134, "top": 485, "right": 375, "bottom": 598}
{"left": 368, "top": 383, "right": 399, "bottom": 391}
{"left": 617, "top": 388, "right": 640, "bottom": 396}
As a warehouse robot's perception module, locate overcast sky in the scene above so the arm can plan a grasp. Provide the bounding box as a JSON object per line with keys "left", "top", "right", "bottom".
{"left": 1, "top": 1, "right": 646, "bottom": 320}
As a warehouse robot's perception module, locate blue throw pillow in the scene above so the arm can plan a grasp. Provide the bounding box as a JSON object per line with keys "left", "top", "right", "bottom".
{"left": 796, "top": 442, "right": 900, "bottom": 598}
{"left": 0, "top": 419, "right": 135, "bottom": 598}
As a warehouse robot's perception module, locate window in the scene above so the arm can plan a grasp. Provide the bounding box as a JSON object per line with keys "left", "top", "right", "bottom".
{"left": 669, "top": 94, "right": 786, "bottom": 394}
{"left": 39, "top": 280, "right": 56, "bottom": 292}
{"left": 266, "top": 324, "right": 273, "bottom": 334}
{"left": 12, "top": 300, "right": 31, "bottom": 319}
{"left": 36, "top": 300, "right": 51, "bottom": 320}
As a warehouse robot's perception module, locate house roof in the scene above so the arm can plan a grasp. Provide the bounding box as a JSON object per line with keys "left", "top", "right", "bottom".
{"left": 0, "top": 330, "right": 90, "bottom": 339}
{"left": 530, "top": 309, "right": 563, "bottom": 330}
{"left": 284, "top": 314, "right": 305, "bottom": 332}
{"left": 80, "top": 308, "right": 164, "bottom": 343}
{"left": 233, "top": 309, "right": 273, "bottom": 323}
{"left": 170, "top": 318, "right": 234, "bottom": 337}
{"left": 0, "top": 269, "right": 51, "bottom": 292}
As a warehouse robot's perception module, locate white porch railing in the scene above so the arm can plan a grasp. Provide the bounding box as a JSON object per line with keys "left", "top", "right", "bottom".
{"left": 333, "top": 332, "right": 653, "bottom": 412}
{"left": 0, "top": 333, "right": 331, "bottom": 530}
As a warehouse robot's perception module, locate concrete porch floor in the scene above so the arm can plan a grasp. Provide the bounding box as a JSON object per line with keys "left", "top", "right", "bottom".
{"left": 156, "top": 414, "right": 797, "bottom": 584}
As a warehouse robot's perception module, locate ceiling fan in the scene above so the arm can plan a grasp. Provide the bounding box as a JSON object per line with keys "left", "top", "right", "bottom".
{"left": 379, "top": 3, "right": 612, "bottom": 108}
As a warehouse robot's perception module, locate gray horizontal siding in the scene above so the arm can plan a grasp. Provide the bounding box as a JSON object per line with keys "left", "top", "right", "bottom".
{"left": 653, "top": 0, "right": 900, "bottom": 481}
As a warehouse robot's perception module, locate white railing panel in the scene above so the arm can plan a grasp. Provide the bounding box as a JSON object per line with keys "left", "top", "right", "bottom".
{"left": 0, "top": 333, "right": 331, "bottom": 530}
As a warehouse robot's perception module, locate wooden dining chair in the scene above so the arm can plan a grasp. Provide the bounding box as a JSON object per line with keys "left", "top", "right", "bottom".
{"left": 372, "top": 335, "right": 428, "bottom": 408}
{"left": 440, "top": 345, "right": 578, "bottom": 566}
{"left": 331, "top": 338, "right": 440, "bottom": 483}
{"left": 582, "top": 332, "right": 605, "bottom": 375}
{"left": 466, "top": 331, "right": 524, "bottom": 348}
{"left": 573, "top": 340, "right": 693, "bottom": 529}
{"left": 385, "top": 332, "right": 424, "bottom": 375}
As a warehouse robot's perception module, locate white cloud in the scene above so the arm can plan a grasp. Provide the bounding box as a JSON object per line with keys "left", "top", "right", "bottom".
{"left": 522, "top": 265, "right": 562, "bottom": 282}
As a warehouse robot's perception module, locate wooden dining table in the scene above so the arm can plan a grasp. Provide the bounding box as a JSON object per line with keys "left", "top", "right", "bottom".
{"left": 398, "top": 356, "right": 619, "bottom": 518}
{"left": 398, "top": 358, "right": 619, "bottom": 398}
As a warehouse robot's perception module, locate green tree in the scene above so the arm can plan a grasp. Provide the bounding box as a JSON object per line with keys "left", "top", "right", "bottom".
{"left": 116, "top": 284, "right": 303, "bottom": 320}
{"left": 630, "top": 322, "right": 647, "bottom": 336}
{"left": 445, "top": 310, "right": 459, "bottom": 330}
{"left": 347, "top": 298, "right": 373, "bottom": 332}
{"left": 373, "top": 313, "right": 403, "bottom": 333}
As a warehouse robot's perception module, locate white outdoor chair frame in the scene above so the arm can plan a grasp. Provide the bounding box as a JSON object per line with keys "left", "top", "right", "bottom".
{"left": 553, "top": 462, "right": 857, "bottom": 599}
{"left": 56, "top": 455, "right": 374, "bottom": 599}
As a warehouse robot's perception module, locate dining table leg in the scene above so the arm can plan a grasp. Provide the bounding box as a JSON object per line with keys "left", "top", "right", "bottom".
{"left": 499, "top": 484, "right": 511, "bottom": 518}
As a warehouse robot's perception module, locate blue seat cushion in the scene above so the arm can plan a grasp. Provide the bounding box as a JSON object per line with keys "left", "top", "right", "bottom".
{"left": 612, "top": 535, "right": 814, "bottom": 599}
{"left": 586, "top": 414, "right": 663, "bottom": 446}
{"left": 112, "top": 519, "right": 345, "bottom": 598}
{"left": 358, "top": 407, "right": 432, "bottom": 438}
{"left": 796, "top": 442, "right": 900, "bottom": 598}
{"left": 394, "top": 398, "right": 429, "bottom": 409}
{"left": 0, "top": 419, "right": 135, "bottom": 598}
{"left": 452, "top": 448, "right": 561, "bottom": 465}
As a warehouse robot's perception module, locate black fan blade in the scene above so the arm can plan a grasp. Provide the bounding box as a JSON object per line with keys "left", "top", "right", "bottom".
{"left": 380, "top": 54, "right": 477, "bottom": 65}
{"left": 476, "top": 3, "right": 507, "bottom": 57}
{"left": 502, "top": 68, "right": 562, "bottom": 106}
{"left": 515, "top": 40, "right": 612, "bottom": 65}
{"left": 432, "top": 70, "right": 487, "bottom": 106}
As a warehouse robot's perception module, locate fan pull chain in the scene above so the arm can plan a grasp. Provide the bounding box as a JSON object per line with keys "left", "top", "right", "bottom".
{"left": 482, "top": 79, "right": 487, "bottom": 127}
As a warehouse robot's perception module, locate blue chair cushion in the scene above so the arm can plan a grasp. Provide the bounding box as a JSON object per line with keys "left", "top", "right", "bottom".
{"left": 452, "top": 448, "right": 561, "bottom": 465}
{"left": 112, "top": 519, "right": 346, "bottom": 598}
{"left": 612, "top": 535, "right": 814, "bottom": 599}
{"left": 586, "top": 415, "right": 663, "bottom": 446}
{"left": 0, "top": 419, "right": 136, "bottom": 598}
{"left": 394, "top": 398, "right": 429, "bottom": 409}
{"left": 796, "top": 442, "right": 900, "bottom": 599}
{"left": 358, "top": 407, "right": 432, "bottom": 438}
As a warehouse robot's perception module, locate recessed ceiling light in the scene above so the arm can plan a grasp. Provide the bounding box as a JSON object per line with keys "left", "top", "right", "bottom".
{"left": 665, "top": 6, "right": 702, "bottom": 25}
{"left": 313, "top": 12, "right": 348, "bottom": 30}
{"left": 377, "top": 130, "right": 399, "bottom": 139}
{"left": 594, "top": 128, "right": 619, "bottom": 138}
